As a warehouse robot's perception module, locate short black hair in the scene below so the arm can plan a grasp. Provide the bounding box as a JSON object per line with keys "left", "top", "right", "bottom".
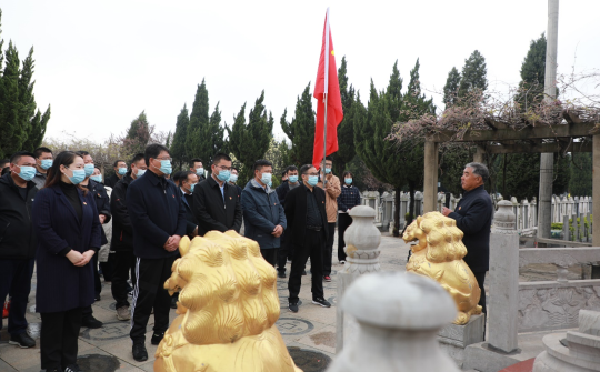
{"left": 326, "top": 156, "right": 332, "bottom": 161}
{"left": 145, "top": 143, "right": 170, "bottom": 165}
{"left": 1, "top": 167, "right": 10, "bottom": 175}
{"left": 253, "top": 159, "right": 272, "bottom": 172}
{"left": 0, "top": 159, "right": 10, "bottom": 166}
{"left": 33, "top": 147, "right": 52, "bottom": 159}
{"left": 171, "top": 171, "right": 184, "bottom": 183}
{"left": 130, "top": 153, "right": 145, "bottom": 166}
{"left": 10, "top": 151, "right": 35, "bottom": 164}
{"left": 211, "top": 153, "right": 231, "bottom": 165}
{"left": 299, "top": 164, "right": 312, "bottom": 176}
{"left": 77, "top": 150, "right": 90, "bottom": 156}
{"left": 281, "top": 170, "right": 288, "bottom": 178}
{"left": 182, "top": 170, "right": 195, "bottom": 182}
{"left": 342, "top": 170, "right": 353, "bottom": 179}
{"left": 190, "top": 158, "right": 202, "bottom": 165}
{"left": 287, "top": 165, "right": 298, "bottom": 173}
{"left": 113, "top": 159, "right": 125, "bottom": 167}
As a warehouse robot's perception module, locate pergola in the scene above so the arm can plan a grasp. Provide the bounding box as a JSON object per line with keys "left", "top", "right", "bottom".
{"left": 421, "top": 111, "right": 600, "bottom": 245}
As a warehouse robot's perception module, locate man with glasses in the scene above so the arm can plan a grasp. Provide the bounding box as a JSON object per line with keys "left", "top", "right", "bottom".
{"left": 193, "top": 152, "right": 242, "bottom": 237}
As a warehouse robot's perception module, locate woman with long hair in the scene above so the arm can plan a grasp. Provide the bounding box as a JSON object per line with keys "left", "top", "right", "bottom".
{"left": 32, "top": 151, "right": 101, "bottom": 372}
{"left": 337, "top": 171, "right": 361, "bottom": 263}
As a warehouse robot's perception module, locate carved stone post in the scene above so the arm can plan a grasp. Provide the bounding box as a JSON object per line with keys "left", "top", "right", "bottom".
{"left": 336, "top": 205, "right": 381, "bottom": 353}
{"left": 328, "top": 272, "right": 460, "bottom": 372}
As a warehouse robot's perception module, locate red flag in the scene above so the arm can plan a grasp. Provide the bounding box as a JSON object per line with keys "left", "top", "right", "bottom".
{"left": 312, "top": 9, "right": 343, "bottom": 168}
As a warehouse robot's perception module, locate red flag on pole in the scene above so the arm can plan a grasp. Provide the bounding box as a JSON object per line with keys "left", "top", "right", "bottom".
{"left": 312, "top": 9, "right": 343, "bottom": 169}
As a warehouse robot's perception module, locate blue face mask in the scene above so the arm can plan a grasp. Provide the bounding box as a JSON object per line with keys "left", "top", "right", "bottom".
{"left": 345, "top": 178, "right": 352, "bottom": 185}
{"left": 308, "top": 176, "right": 319, "bottom": 186}
{"left": 229, "top": 174, "right": 238, "bottom": 183}
{"left": 16, "top": 166, "right": 36, "bottom": 181}
{"left": 68, "top": 169, "right": 86, "bottom": 185}
{"left": 136, "top": 169, "right": 146, "bottom": 177}
{"left": 288, "top": 175, "right": 298, "bottom": 183}
{"left": 118, "top": 167, "right": 127, "bottom": 175}
{"left": 190, "top": 182, "right": 197, "bottom": 192}
{"left": 40, "top": 159, "right": 53, "bottom": 170}
{"left": 260, "top": 172, "right": 272, "bottom": 185}
{"left": 267, "top": 181, "right": 272, "bottom": 188}
{"left": 217, "top": 170, "right": 230, "bottom": 182}
{"left": 90, "top": 175, "right": 103, "bottom": 183}
{"left": 83, "top": 163, "right": 94, "bottom": 177}
{"left": 196, "top": 168, "right": 204, "bottom": 176}
{"left": 156, "top": 160, "right": 172, "bottom": 175}
{"left": 325, "top": 168, "right": 331, "bottom": 174}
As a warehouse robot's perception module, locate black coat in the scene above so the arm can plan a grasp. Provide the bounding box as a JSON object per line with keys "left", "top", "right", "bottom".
{"left": 104, "top": 173, "right": 121, "bottom": 188}
{"left": 284, "top": 183, "right": 329, "bottom": 244}
{"left": 126, "top": 171, "right": 187, "bottom": 259}
{"left": 192, "top": 176, "right": 242, "bottom": 236}
{"left": 181, "top": 191, "right": 198, "bottom": 236}
{"left": 0, "top": 173, "right": 38, "bottom": 259}
{"left": 87, "top": 179, "right": 111, "bottom": 245}
{"left": 110, "top": 174, "right": 133, "bottom": 251}
{"left": 32, "top": 184, "right": 102, "bottom": 313}
{"left": 448, "top": 185, "right": 493, "bottom": 272}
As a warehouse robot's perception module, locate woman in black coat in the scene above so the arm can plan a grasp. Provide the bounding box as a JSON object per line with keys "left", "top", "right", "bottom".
{"left": 32, "top": 151, "right": 101, "bottom": 372}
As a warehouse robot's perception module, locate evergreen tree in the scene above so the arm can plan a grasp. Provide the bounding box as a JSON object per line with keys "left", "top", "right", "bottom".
{"left": 458, "top": 50, "right": 488, "bottom": 98}
{"left": 442, "top": 67, "right": 461, "bottom": 108}
{"left": 124, "top": 111, "right": 151, "bottom": 155}
{"left": 330, "top": 56, "right": 355, "bottom": 175}
{"left": 186, "top": 79, "right": 224, "bottom": 165}
{"left": 170, "top": 103, "right": 189, "bottom": 170}
{"left": 516, "top": 33, "right": 547, "bottom": 111}
{"left": 570, "top": 153, "right": 592, "bottom": 196}
{"left": 281, "top": 82, "right": 314, "bottom": 166}
{"left": 228, "top": 91, "right": 273, "bottom": 182}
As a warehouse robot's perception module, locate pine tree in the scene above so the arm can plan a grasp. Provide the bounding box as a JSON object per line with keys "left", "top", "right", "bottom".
{"left": 442, "top": 67, "right": 461, "bottom": 108}
{"left": 186, "top": 79, "right": 224, "bottom": 165}
{"left": 458, "top": 50, "right": 488, "bottom": 98}
{"left": 330, "top": 56, "right": 355, "bottom": 175}
{"left": 124, "top": 111, "right": 151, "bottom": 155}
{"left": 516, "top": 33, "right": 547, "bottom": 111}
{"left": 228, "top": 91, "right": 273, "bottom": 183}
{"left": 170, "top": 103, "right": 189, "bottom": 170}
{"left": 280, "top": 82, "right": 314, "bottom": 166}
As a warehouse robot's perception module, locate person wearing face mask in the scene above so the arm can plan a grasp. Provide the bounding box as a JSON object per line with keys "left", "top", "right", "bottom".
{"left": 109, "top": 153, "right": 146, "bottom": 322}
{"left": 0, "top": 151, "right": 38, "bottom": 349}
{"left": 127, "top": 144, "right": 187, "bottom": 362}
{"left": 105, "top": 160, "right": 127, "bottom": 188}
{"left": 284, "top": 165, "right": 330, "bottom": 313}
{"left": 275, "top": 165, "right": 300, "bottom": 278}
{"left": 192, "top": 152, "right": 242, "bottom": 237}
{"left": 189, "top": 158, "right": 206, "bottom": 181}
{"left": 91, "top": 166, "right": 115, "bottom": 289}
{"left": 240, "top": 160, "right": 287, "bottom": 267}
{"left": 32, "top": 151, "right": 101, "bottom": 372}
{"left": 228, "top": 167, "right": 242, "bottom": 201}
{"left": 337, "top": 171, "right": 361, "bottom": 263}
{"left": 32, "top": 147, "right": 53, "bottom": 189}
{"left": 90, "top": 168, "right": 103, "bottom": 184}
{"left": 317, "top": 157, "right": 341, "bottom": 282}
{"left": 179, "top": 171, "right": 199, "bottom": 237}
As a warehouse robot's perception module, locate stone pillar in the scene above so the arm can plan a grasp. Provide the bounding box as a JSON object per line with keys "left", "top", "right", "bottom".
{"left": 488, "top": 200, "right": 519, "bottom": 353}
{"left": 423, "top": 140, "right": 439, "bottom": 213}
{"left": 473, "top": 146, "right": 484, "bottom": 163}
{"left": 593, "top": 134, "right": 600, "bottom": 246}
{"left": 336, "top": 205, "right": 381, "bottom": 353}
{"left": 562, "top": 215, "right": 570, "bottom": 241}
{"left": 328, "top": 272, "right": 460, "bottom": 372}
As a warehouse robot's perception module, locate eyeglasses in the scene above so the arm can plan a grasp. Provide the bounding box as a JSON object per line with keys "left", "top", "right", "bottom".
{"left": 156, "top": 157, "right": 172, "bottom": 161}
{"left": 307, "top": 172, "right": 319, "bottom": 176}
{"left": 215, "top": 165, "right": 231, "bottom": 171}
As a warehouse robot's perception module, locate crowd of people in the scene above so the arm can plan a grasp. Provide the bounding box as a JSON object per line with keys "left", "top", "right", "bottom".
{"left": 0, "top": 144, "right": 363, "bottom": 370}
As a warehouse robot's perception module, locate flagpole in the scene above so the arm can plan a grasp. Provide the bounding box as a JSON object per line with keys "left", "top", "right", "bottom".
{"left": 322, "top": 8, "right": 330, "bottom": 181}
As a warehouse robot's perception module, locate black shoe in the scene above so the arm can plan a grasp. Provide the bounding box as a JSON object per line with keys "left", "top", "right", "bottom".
{"left": 170, "top": 297, "right": 178, "bottom": 309}
{"left": 289, "top": 302, "right": 299, "bottom": 313}
{"left": 94, "top": 294, "right": 101, "bottom": 302}
{"left": 302, "top": 270, "right": 307, "bottom": 275}
{"left": 151, "top": 331, "right": 164, "bottom": 345}
{"left": 9, "top": 332, "right": 36, "bottom": 348}
{"left": 64, "top": 364, "right": 82, "bottom": 372}
{"left": 312, "top": 297, "right": 331, "bottom": 308}
{"left": 278, "top": 271, "right": 286, "bottom": 279}
{"left": 81, "top": 316, "right": 103, "bottom": 329}
{"left": 132, "top": 341, "right": 148, "bottom": 362}
{"left": 41, "top": 369, "right": 62, "bottom": 372}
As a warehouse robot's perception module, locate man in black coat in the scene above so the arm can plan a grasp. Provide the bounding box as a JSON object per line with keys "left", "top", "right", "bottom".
{"left": 192, "top": 153, "right": 242, "bottom": 236}
{"left": 178, "top": 171, "right": 199, "bottom": 237}
{"left": 284, "top": 165, "right": 331, "bottom": 313}
{"left": 105, "top": 159, "right": 128, "bottom": 188}
{"left": 276, "top": 165, "right": 300, "bottom": 278}
{"left": 442, "top": 162, "right": 493, "bottom": 315}
{"left": 110, "top": 153, "right": 147, "bottom": 321}
{"left": 0, "top": 151, "right": 38, "bottom": 348}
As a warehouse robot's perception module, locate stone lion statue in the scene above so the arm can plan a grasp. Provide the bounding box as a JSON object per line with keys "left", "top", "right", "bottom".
{"left": 402, "top": 211, "right": 482, "bottom": 324}
{"left": 154, "top": 230, "right": 302, "bottom": 372}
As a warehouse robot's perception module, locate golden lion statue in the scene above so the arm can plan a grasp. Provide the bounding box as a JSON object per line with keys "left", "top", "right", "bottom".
{"left": 402, "top": 212, "right": 482, "bottom": 324}
{"left": 154, "top": 230, "right": 302, "bottom": 372}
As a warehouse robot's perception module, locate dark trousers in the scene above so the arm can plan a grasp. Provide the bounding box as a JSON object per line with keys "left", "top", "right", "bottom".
{"left": 260, "top": 248, "right": 278, "bottom": 267}
{"left": 111, "top": 250, "right": 137, "bottom": 308}
{"left": 338, "top": 213, "right": 352, "bottom": 262}
{"left": 288, "top": 229, "right": 324, "bottom": 303}
{"left": 322, "top": 222, "right": 335, "bottom": 275}
{"left": 277, "top": 231, "right": 289, "bottom": 272}
{"left": 130, "top": 256, "right": 176, "bottom": 342}
{"left": 0, "top": 259, "right": 34, "bottom": 335}
{"left": 99, "top": 253, "right": 114, "bottom": 282}
{"left": 40, "top": 308, "right": 82, "bottom": 370}
{"left": 473, "top": 271, "right": 487, "bottom": 315}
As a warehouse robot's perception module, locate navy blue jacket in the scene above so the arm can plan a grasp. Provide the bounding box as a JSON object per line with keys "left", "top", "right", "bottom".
{"left": 448, "top": 185, "right": 493, "bottom": 272}
{"left": 110, "top": 174, "right": 133, "bottom": 251}
{"left": 241, "top": 180, "right": 287, "bottom": 250}
{"left": 32, "top": 184, "right": 102, "bottom": 313}
{"left": 127, "top": 171, "right": 186, "bottom": 259}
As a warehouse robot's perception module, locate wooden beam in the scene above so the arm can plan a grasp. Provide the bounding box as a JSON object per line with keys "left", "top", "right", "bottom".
{"left": 431, "top": 122, "right": 598, "bottom": 143}
{"left": 486, "top": 141, "right": 592, "bottom": 154}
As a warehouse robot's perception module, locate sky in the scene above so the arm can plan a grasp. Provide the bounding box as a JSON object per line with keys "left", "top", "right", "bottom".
{"left": 2, "top": 0, "right": 599, "bottom": 144}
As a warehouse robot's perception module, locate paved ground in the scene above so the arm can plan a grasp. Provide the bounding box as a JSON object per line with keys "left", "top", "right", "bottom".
{"left": 0, "top": 233, "right": 411, "bottom": 372}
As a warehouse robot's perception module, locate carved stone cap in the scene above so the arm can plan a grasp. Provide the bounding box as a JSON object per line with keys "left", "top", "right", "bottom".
{"left": 349, "top": 205, "right": 376, "bottom": 218}
{"left": 340, "top": 272, "right": 456, "bottom": 330}
{"left": 494, "top": 200, "right": 516, "bottom": 231}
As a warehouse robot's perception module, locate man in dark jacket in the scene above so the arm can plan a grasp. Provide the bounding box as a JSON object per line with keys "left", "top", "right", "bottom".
{"left": 32, "top": 147, "right": 53, "bottom": 190}
{"left": 0, "top": 151, "right": 38, "bottom": 348}
{"left": 192, "top": 153, "right": 242, "bottom": 236}
{"left": 189, "top": 158, "right": 206, "bottom": 181}
{"left": 179, "top": 171, "right": 199, "bottom": 237}
{"left": 110, "top": 153, "right": 147, "bottom": 321}
{"left": 284, "top": 165, "right": 331, "bottom": 313}
{"left": 275, "top": 165, "right": 300, "bottom": 278}
{"left": 127, "top": 144, "right": 186, "bottom": 362}
{"left": 442, "top": 162, "right": 493, "bottom": 315}
{"left": 105, "top": 159, "right": 128, "bottom": 188}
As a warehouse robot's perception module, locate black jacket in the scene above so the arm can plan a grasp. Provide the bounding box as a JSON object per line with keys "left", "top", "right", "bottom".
{"left": 104, "top": 173, "right": 121, "bottom": 188}
{"left": 127, "top": 171, "right": 187, "bottom": 259}
{"left": 110, "top": 173, "right": 133, "bottom": 251}
{"left": 284, "top": 183, "right": 328, "bottom": 244}
{"left": 192, "top": 176, "right": 242, "bottom": 236}
{"left": 448, "top": 185, "right": 493, "bottom": 272}
{"left": 86, "top": 179, "right": 111, "bottom": 245}
{"left": 0, "top": 173, "right": 38, "bottom": 259}
{"left": 181, "top": 191, "right": 198, "bottom": 236}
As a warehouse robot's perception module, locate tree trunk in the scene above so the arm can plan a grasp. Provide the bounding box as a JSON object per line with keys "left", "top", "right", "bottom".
{"left": 393, "top": 185, "right": 401, "bottom": 237}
